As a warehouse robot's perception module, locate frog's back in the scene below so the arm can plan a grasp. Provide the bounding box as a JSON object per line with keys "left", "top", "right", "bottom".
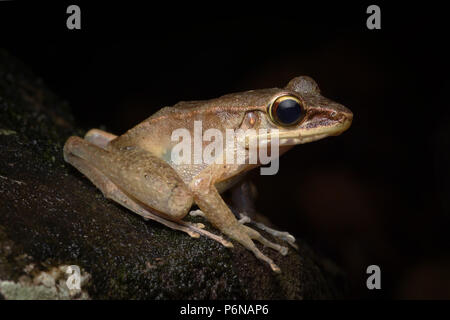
{"left": 109, "top": 87, "right": 280, "bottom": 157}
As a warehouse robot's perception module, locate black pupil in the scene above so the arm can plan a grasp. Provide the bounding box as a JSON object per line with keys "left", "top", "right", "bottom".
{"left": 276, "top": 99, "right": 302, "bottom": 125}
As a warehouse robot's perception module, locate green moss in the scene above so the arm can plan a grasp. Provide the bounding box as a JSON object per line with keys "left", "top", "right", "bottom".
{"left": 0, "top": 281, "right": 60, "bottom": 300}
{"left": 0, "top": 265, "right": 91, "bottom": 300}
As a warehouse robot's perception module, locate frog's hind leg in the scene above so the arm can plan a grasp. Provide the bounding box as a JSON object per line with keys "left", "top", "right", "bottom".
{"left": 238, "top": 213, "right": 298, "bottom": 250}
{"left": 64, "top": 136, "right": 232, "bottom": 248}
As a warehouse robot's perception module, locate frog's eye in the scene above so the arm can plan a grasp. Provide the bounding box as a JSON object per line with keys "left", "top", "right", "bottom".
{"left": 267, "top": 95, "right": 305, "bottom": 126}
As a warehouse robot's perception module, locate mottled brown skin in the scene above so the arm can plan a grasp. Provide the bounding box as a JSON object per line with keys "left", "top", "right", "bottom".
{"left": 63, "top": 76, "right": 352, "bottom": 272}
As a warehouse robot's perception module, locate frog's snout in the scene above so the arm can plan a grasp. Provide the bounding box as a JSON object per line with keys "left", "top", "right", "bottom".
{"left": 341, "top": 107, "right": 353, "bottom": 123}
{"left": 327, "top": 101, "right": 352, "bottom": 122}
{"left": 330, "top": 105, "right": 353, "bottom": 135}
{"left": 339, "top": 108, "right": 353, "bottom": 127}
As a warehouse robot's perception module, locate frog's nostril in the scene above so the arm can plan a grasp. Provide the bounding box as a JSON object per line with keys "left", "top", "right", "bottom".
{"left": 334, "top": 107, "right": 353, "bottom": 122}
{"left": 331, "top": 109, "right": 352, "bottom": 125}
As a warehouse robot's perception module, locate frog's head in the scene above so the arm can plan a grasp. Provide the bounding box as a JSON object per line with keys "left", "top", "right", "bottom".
{"left": 241, "top": 76, "right": 353, "bottom": 148}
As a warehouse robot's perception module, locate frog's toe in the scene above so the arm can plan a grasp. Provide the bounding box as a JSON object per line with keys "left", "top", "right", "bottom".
{"left": 238, "top": 213, "right": 298, "bottom": 250}
{"left": 189, "top": 209, "right": 205, "bottom": 217}
{"left": 261, "top": 227, "right": 296, "bottom": 244}
{"left": 222, "top": 223, "right": 281, "bottom": 272}
{"left": 258, "top": 227, "right": 298, "bottom": 250}
{"left": 238, "top": 214, "right": 251, "bottom": 224}
{"left": 242, "top": 225, "right": 288, "bottom": 256}
{"left": 183, "top": 221, "right": 233, "bottom": 248}
{"left": 186, "top": 230, "right": 200, "bottom": 238}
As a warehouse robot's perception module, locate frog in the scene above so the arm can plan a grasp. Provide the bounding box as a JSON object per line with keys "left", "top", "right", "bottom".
{"left": 63, "top": 76, "right": 352, "bottom": 272}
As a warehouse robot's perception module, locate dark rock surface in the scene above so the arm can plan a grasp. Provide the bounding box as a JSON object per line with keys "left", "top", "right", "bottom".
{"left": 0, "top": 49, "right": 345, "bottom": 299}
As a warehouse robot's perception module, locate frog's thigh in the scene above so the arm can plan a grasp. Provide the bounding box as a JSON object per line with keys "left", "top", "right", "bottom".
{"left": 64, "top": 137, "right": 234, "bottom": 245}
{"left": 64, "top": 136, "right": 193, "bottom": 220}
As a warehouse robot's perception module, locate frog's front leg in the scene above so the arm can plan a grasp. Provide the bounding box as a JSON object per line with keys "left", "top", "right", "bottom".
{"left": 63, "top": 133, "right": 232, "bottom": 247}
{"left": 190, "top": 165, "right": 287, "bottom": 273}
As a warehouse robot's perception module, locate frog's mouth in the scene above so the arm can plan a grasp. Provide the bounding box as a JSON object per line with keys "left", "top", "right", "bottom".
{"left": 239, "top": 117, "right": 352, "bottom": 148}
{"left": 279, "top": 117, "right": 353, "bottom": 145}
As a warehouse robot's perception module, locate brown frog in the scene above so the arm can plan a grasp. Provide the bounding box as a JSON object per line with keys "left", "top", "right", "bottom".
{"left": 63, "top": 76, "right": 352, "bottom": 272}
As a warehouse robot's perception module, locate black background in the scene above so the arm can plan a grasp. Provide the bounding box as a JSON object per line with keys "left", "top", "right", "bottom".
{"left": 1, "top": 1, "right": 449, "bottom": 299}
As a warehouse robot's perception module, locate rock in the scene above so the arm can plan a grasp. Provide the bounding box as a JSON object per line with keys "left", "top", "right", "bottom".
{"left": 0, "top": 49, "right": 345, "bottom": 299}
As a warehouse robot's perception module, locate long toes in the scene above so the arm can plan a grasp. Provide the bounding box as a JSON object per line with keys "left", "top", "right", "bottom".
{"left": 275, "top": 232, "right": 298, "bottom": 250}
{"left": 245, "top": 236, "right": 281, "bottom": 273}
{"left": 255, "top": 248, "right": 281, "bottom": 273}
{"left": 275, "top": 232, "right": 295, "bottom": 243}
{"left": 277, "top": 232, "right": 296, "bottom": 243}
{"left": 253, "top": 222, "right": 298, "bottom": 247}
{"left": 287, "top": 241, "right": 299, "bottom": 250}
{"left": 189, "top": 209, "right": 205, "bottom": 217}
{"left": 251, "top": 246, "right": 280, "bottom": 272}
{"left": 257, "top": 235, "right": 288, "bottom": 255}
{"left": 269, "top": 262, "right": 281, "bottom": 273}
{"left": 274, "top": 231, "right": 298, "bottom": 250}
{"left": 183, "top": 221, "right": 233, "bottom": 248}
{"left": 222, "top": 224, "right": 281, "bottom": 272}
{"left": 186, "top": 231, "right": 200, "bottom": 238}
{"left": 242, "top": 225, "right": 288, "bottom": 256}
